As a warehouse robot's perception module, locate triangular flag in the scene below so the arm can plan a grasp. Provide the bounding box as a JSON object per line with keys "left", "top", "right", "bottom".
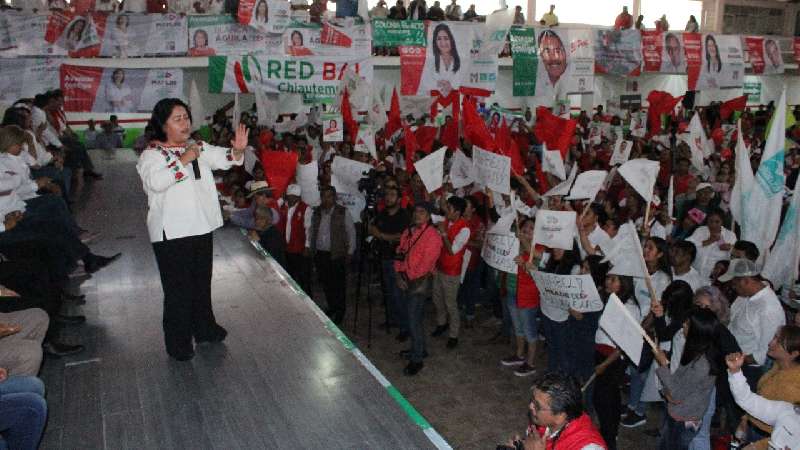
{"left": 602, "top": 222, "right": 648, "bottom": 278}
{"left": 440, "top": 118, "right": 460, "bottom": 151}
{"left": 368, "top": 89, "right": 387, "bottom": 131}
{"left": 646, "top": 91, "right": 682, "bottom": 135}
{"left": 599, "top": 293, "right": 645, "bottom": 366}
{"left": 729, "top": 120, "right": 754, "bottom": 229}
{"left": 414, "top": 125, "right": 439, "bottom": 153}
{"left": 354, "top": 124, "right": 377, "bottom": 160}
{"left": 403, "top": 124, "right": 419, "bottom": 174}
{"left": 414, "top": 147, "right": 447, "bottom": 193}
{"left": 762, "top": 175, "right": 800, "bottom": 291}
{"left": 462, "top": 97, "right": 496, "bottom": 151}
{"left": 533, "top": 106, "right": 577, "bottom": 159}
{"left": 543, "top": 164, "right": 577, "bottom": 197}
{"left": 566, "top": 170, "right": 608, "bottom": 201}
{"left": 541, "top": 143, "right": 566, "bottom": 180}
{"left": 685, "top": 112, "right": 711, "bottom": 171}
{"left": 385, "top": 88, "right": 402, "bottom": 139}
{"left": 618, "top": 158, "right": 660, "bottom": 203}
{"left": 341, "top": 89, "right": 359, "bottom": 145}
{"left": 260, "top": 150, "right": 299, "bottom": 199}
{"left": 720, "top": 95, "right": 747, "bottom": 122}
{"left": 496, "top": 118, "right": 525, "bottom": 175}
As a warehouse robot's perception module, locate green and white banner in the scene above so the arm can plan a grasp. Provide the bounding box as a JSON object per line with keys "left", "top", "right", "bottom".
{"left": 208, "top": 54, "right": 373, "bottom": 101}
{"left": 510, "top": 27, "right": 536, "bottom": 97}
{"left": 371, "top": 19, "right": 425, "bottom": 47}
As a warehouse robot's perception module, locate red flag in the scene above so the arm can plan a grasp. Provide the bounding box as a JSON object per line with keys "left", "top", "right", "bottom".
{"left": 440, "top": 119, "right": 459, "bottom": 151}
{"left": 259, "top": 150, "right": 299, "bottom": 199}
{"left": 720, "top": 95, "right": 748, "bottom": 121}
{"left": 414, "top": 125, "right": 438, "bottom": 153}
{"left": 495, "top": 118, "right": 525, "bottom": 175}
{"left": 533, "top": 107, "right": 577, "bottom": 159}
{"left": 646, "top": 91, "right": 683, "bottom": 135}
{"left": 532, "top": 154, "right": 549, "bottom": 193}
{"left": 340, "top": 89, "right": 358, "bottom": 144}
{"left": 385, "top": 88, "right": 402, "bottom": 139}
{"left": 403, "top": 125, "right": 419, "bottom": 174}
{"left": 462, "top": 97, "right": 495, "bottom": 151}
{"left": 430, "top": 91, "right": 460, "bottom": 125}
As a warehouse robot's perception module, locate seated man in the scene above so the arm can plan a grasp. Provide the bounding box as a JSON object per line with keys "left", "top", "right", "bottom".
{"left": 95, "top": 122, "right": 123, "bottom": 154}
{"left": 248, "top": 205, "right": 287, "bottom": 270}
{"left": 0, "top": 307, "right": 49, "bottom": 375}
{"left": 0, "top": 370, "right": 47, "bottom": 450}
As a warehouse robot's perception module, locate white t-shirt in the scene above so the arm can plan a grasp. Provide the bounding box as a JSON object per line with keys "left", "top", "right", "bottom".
{"left": 633, "top": 270, "right": 671, "bottom": 316}
{"left": 672, "top": 266, "right": 706, "bottom": 292}
{"left": 728, "top": 284, "right": 786, "bottom": 366}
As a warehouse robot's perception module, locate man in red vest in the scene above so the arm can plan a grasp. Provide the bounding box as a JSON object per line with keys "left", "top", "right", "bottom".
{"left": 508, "top": 372, "right": 606, "bottom": 450}
{"left": 279, "top": 184, "right": 312, "bottom": 295}
{"left": 431, "top": 196, "right": 470, "bottom": 349}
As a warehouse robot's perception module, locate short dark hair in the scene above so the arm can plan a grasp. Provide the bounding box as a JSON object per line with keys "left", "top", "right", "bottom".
{"left": 446, "top": 196, "right": 467, "bottom": 216}
{"left": 733, "top": 240, "right": 759, "bottom": 261}
{"left": 146, "top": 98, "right": 192, "bottom": 142}
{"left": 531, "top": 372, "right": 584, "bottom": 421}
{"left": 1, "top": 108, "right": 29, "bottom": 128}
{"left": 320, "top": 185, "right": 337, "bottom": 197}
{"left": 673, "top": 240, "right": 697, "bottom": 264}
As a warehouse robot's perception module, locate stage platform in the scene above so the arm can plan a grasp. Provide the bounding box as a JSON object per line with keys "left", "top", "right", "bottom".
{"left": 38, "top": 150, "right": 447, "bottom": 450}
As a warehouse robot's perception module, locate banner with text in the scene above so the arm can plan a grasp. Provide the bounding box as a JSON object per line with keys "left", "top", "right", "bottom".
{"left": 530, "top": 271, "right": 603, "bottom": 321}
{"left": 482, "top": 233, "right": 520, "bottom": 274}
{"left": 188, "top": 15, "right": 282, "bottom": 56}
{"left": 641, "top": 30, "right": 691, "bottom": 73}
{"left": 745, "top": 36, "right": 784, "bottom": 75}
{"left": 0, "top": 13, "right": 67, "bottom": 57}
{"left": 0, "top": 58, "right": 60, "bottom": 106}
{"left": 689, "top": 33, "right": 744, "bottom": 91}
{"left": 99, "top": 13, "right": 187, "bottom": 57}
{"left": 237, "top": 0, "right": 291, "bottom": 34}
{"left": 533, "top": 27, "right": 594, "bottom": 98}
{"left": 45, "top": 11, "right": 107, "bottom": 57}
{"left": 510, "top": 27, "right": 536, "bottom": 97}
{"left": 594, "top": 28, "right": 641, "bottom": 77}
{"left": 60, "top": 65, "right": 184, "bottom": 112}
{"left": 372, "top": 19, "right": 425, "bottom": 47}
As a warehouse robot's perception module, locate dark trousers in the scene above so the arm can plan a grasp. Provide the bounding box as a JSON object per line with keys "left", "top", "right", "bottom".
{"left": 313, "top": 251, "right": 347, "bottom": 322}
{"left": 0, "top": 226, "right": 81, "bottom": 284}
{"left": 565, "top": 311, "right": 601, "bottom": 383}
{"left": 286, "top": 252, "right": 312, "bottom": 295}
{"left": 542, "top": 315, "right": 569, "bottom": 373}
{"left": 24, "top": 194, "right": 80, "bottom": 235}
{"left": 593, "top": 351, "right": 626, "bottom": 450}
{"left": 152, "top": 232, "right": 218, "bottom": 357}
{"left": 381, "top": 259, "right": 407, "bottom": 333}
{"left": 658, "top": 415, "right": 699, "bottom": 450}
{"left": 404, "top": 288, "right": 426, "bottom": 363}
{"left": 62, "top": 134, "right": 96, "bottom": 172}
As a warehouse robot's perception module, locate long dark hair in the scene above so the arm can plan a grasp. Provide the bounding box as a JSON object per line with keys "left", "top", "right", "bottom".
{"left": 193, "top": 29, "right": 209, "bottom": 48}
{"left": 647, "top": 236, "right": 672, "bottom": 278}
{"left": 681, "top": 308, "right": 722, "bottom": 376}
{"left": 662, "top": 280, "right": 694, "bottom": 325}
{"left": 704, "top": 34, "right": 722, "bottom": 73}
{"left": 146, "top": 98, "right": 192, "bottom": 142}
{"left": 432, "top": 23, "right": 460, "bottom": 73}
{"left": 544, "top": 243, "right": 580, "bottom": 275}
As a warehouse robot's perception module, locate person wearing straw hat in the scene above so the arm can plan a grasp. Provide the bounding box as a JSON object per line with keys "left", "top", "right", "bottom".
{"left": 721, "top": 259, "right": 786, "bottom": 389}
{"left": 230, "top": 180, "right": 280, "bottom": 230}
{"left": 137, "top": 98, "right": 247, "bottom": 361}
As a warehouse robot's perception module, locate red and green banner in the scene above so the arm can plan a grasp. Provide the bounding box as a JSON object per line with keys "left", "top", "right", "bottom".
{"left": 745, "top": 36, "right": 784, "bottom": 75}
{"left": 61, "top": 64, "right": 184, "bottom": 113}
{"left": 510, "top": 27, "right": 536, "bottom": 97}
{"left": 45, "top": 11, "right": 107, "bottom": 58}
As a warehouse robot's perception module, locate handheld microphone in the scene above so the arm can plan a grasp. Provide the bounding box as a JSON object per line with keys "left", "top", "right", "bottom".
{"left": 186, "top": 139, "right": 201, "bottom": 179}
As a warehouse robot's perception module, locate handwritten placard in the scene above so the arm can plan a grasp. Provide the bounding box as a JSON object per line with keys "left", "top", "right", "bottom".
{"left": 530, "top": 271, "right": 603, "bottom": 321}
{"left": 473, "top": 147, "right": 511, "bottom": 195}
{"left": 481, "top": 233, "right": 519, "bottom": 274}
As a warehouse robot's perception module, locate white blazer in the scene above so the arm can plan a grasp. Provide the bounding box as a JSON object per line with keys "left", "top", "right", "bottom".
{"left": 137, "top": 141, "right": 243, "bottom": 243}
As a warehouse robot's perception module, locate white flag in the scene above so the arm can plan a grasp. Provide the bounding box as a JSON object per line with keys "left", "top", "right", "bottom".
{"left": 566, "top": 170, "right": 608, "bottom": 201}
{"left": 450, "top": 150, "right": 476, "bottom": 189}
{"left": 740, "top": 89, "right": 787, "bottom": 256}
{"left": 188, "top": 78, "right": 207, "bottom": 131}
{"left": 610, "top": 140, "right": 632, "bottom": 166}
{"left": 729, "top": 120, "right": 754, "bottom": 230}
{"left": 354, "top": 125, "right": 377, "bottom": 160}
{"left": 761, "top": 176, "right": 800, "bottom": 290}
{"left": 367, "top": 89, "right": 387, "bottom": 131}
{"left": 296, "top": 161, "right": 321, "bottom": 207}
{"left": 331, "top": 156, "right": 372, "bottom": 195}
{"left": 618, "top": 159, "right": 660, "bottom": 204}
{"left": 543, "top": 164, "right": 577, "bottom": 197}
{"left": 685, "top": 112, "right": 711, "bottom": 172}
{"left": 542, "top": 143, "right": 566, "bottom": 180}
{"left": 532, "top": 209, "right": 577, "bottom": 250}
{"left": 254, "top": 89, "right": 279, "bottom": 127}
{"left": 599, "top": 293, "right": 645, "bottom": 366}
{"left": 415, "top": 147, "right": 447, "bottom": 193}
{"left": 602, "top": 221, "right": 648, "bottom": 278}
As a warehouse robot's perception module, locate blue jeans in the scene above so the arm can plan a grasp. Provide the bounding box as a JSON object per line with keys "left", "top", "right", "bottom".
{"left": 457, "top": 261, "right": 483, "bottom": 319}
{"left": 506, "top": 295, "right": 539, "bottom": 342}
{"left": 24, "top": 194, "right": 80, "bottom": 236}
{"left": 659, "top": 415, "right": 700, "bottom": 450}
{"left": 381, "top": 260, "right": 407, "bottom": 333}
{"left": 565, "top": 311, "right": 600, "bottom": 383}
{"left": 0, "top": 376, "right": 47, "bottom": 450}
{"left": 627, "top": 365, "right": 648, "bottom": 416}
{"left": 541, "top": 315, "right": 568, "bottom": 373}
{"left": 689, "top": 387, "right": 715, "bottom": 450}
{"left": 404, "top": 288, "right": 427, "bottom": 363}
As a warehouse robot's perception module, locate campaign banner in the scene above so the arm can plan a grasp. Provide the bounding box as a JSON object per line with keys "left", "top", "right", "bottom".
{"left": 188, "top": 15, "right": 282, "bottom": 56}
{"left": 60, "top": 65, "right": 184, "bottom": 113}
{"left": 0, "top": 13, "right": 67, "bottom": 57}
{"left": 745, "top": 36, "right": 784, "bottom": 75}
{"left": 689, "top": 33, "right": 744, "bottom": 91}
{"left": 530, "top": 272, "right": 603, "bottom": 319}
{"left": 45, "top": 11, "right": 107, "bottom": 57}
{"left": 481, "top": 233, "right": 519, "bottom": 274}
{"left": 402, "top": 21, "right": 507, "bottom": 96}
{"left": 207, "top": 54, "right": 373, "bottom": 102}
{"left": 795, "top": 38, "right": 800, "bottom": 65}
{"left": 473, "top": 147, "right": 511, "bottom": 195}
{"left": 318, "top": 21, "right": 372, "bottom": 58}
{"left": 594, "top": 28, "right": 641, "bottom": 77}
{"left": 99, "top": 13, "right": 187, "bottom": 57}
{"left": 322, "top": 112, "right": 343, "bottom": 142}
{"left": 641, "top": 30, "right": 690, "bottom": 73}
{"left": 0, "top": 58, "right": 60, "bottom": 106}
{"left": 237, "top": 0, "right": 291, "bottom": 34}
{"left": 372, "top": 19, "right": 425, "bottom": 47}
{"left": 510, "top": 27, "right": 536, "bottom": 97}
{"left": 533, "top": 27, "right": 594, "bottom": 98}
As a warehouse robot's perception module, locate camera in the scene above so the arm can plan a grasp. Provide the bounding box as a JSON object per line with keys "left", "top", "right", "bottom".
{"left": 358, "top": 169, "right": 384, "bottom": 212}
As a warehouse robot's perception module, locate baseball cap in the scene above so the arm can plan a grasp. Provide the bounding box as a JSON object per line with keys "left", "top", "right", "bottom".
{"left": 718, "top": 258, "right": 760, "bottom": 283}
{"left": 695, "top": 182, "right": 713, "bottom": 193}
{"left": 286, "top": 184, "right": 301, "bottom": 197}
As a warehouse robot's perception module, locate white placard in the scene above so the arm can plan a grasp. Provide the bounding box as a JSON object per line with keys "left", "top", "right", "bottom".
{"left": 473, "top": 147, "right": 511, "bottom": 195}
{"left": 566, "top": 170, "right": 608, "bottom": 201}
{"left": 618, "top": 158, "right": 660, "bottom": 203}
{"left": 532, "top": 209, "right": 577, "bottom": 250}
{"left": 599, "top": 293, "right": 646, "bottom": 365}
{"left": 414, "top": 147, "right": 446, "bottom": 193}
{"left": 602, "top": 221, "right": 648, "bottom": 278}
{"left": 450, "top": 150, "right": 476, "bottom": 189}
{"left": 296, "top": 161, "right": 321, "bottom": 207}
{"left": 331, "top": 156, "right": 372, "bottom": 195}
{"left": 543, "top": 164, "right": 577, "bottom": 197}
{"left": 610, "top": 140, "right": 632, "bottom": 166}
{"left": 481, "top": 233, "right": 520, "bottom": 274}
{"left": 530, "top": 271, "right": 604, "bottom": 321}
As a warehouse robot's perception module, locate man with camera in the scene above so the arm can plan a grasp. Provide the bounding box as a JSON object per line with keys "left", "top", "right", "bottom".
{"left": 369, "top": 187, "right": 410, "bottom": 341}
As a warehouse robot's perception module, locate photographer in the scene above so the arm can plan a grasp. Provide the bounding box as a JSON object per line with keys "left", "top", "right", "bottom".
{"left": 369, "top": 187, "right": 410, "bottom": 341}
{"left": 395, "top": 202, "right": 442, "bottom": 376}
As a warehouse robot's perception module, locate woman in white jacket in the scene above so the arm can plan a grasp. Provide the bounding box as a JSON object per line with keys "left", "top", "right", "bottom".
{"left": 687, "top": 208, "right": 736, "bottom": 282}
{"left": 136, "top": 98, "right": 247, "bottom": 361}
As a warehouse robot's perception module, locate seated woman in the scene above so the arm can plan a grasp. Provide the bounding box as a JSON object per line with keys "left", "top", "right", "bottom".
{"left": 0, "top": 371, "right": 47, "bottom": 450}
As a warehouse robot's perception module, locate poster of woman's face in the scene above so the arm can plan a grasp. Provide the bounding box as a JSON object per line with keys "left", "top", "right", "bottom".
{"left": 193, "top": 29, "right": 209, "bottom": 49}
{"left": 254, "top": 0, "right": 269, "bottom": 23}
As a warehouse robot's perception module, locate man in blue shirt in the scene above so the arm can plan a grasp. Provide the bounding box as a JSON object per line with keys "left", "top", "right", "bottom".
{"left": 331, "top": 0, "right": 358, "bottom": 17}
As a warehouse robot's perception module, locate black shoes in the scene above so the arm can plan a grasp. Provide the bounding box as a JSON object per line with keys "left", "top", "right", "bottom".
{"left": 44, "top": 341, "right": 84, "bottom": 357}
{"left": 399, "top": 349, "right": 428, "bottom": 360}
{"left": 84, "top": 253, "right": 121, "bottom": 274}
{"left": 84, "top": 171, "right": 104, "bottom": 180}
{"left": 54, "top": 314, "right": 86, "bottom": 325}
{"left": 431, "top": 324, "right": 449, "bottom": 337}
{"left": 196, "top": 325, "right": 228, "bottom": 344}
{"left": 446, "top": 337, "right": 458, "bottom": 349}
{"left": 403, "top": 361, "right": 424, "bottom": 376}
{"left": 169, "top": 350, "right": 195, "bottom": 362}
{"left": 62, "top": 292, "right": 86, "bottom": 305}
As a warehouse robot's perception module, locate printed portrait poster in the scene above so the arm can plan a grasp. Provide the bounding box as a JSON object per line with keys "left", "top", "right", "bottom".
{"left": 45, "top": 11, "right": 107, "bottom": 57}
{"left": 61, "top": 65, "right": 184, "bottom": 113}
{"left": 594, "top": 28, "right": 641, "bottom": 77}
{"left": 690, "top": 33, "right": 744, "bottom": 91}
{"left": 534, "top": 27, "right": 594, "bottom": 99}
{"left": 0, "top": 58, "right": 60, "bottom": 106}
{"left": 99, "top": 13, "right": 187, "bottom": 58}
{"left": 403, "top": 21, "right": 507, "bottom": 96}
{"left": 0, "top": 12, "right": 68, "bottom": 57}
{"left": 188, "top": 15, "right": 283, "bottom": 57}
{"left": 284, "top": 24, "right": 320, "bottom": 57}
{"left": 237, "top": 0, "right": 291, "bottom": 34}
{"left": 641, "top": 31, "right": 689, "bottom": 73}
{"left": 745, "top": 36, "right": 784, "bottom": 75}
{"left": 322, "top": 112, "right": 343, "bottom": 142}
